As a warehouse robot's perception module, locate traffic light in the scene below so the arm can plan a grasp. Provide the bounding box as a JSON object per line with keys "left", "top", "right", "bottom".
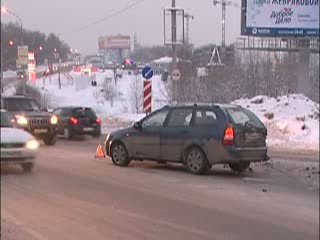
{"left": 9, "top": 40, "right": 14, "bottom": 46}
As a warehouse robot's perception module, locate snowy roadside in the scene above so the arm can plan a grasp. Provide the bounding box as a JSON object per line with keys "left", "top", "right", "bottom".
{"left": 1, "top": 217, "right": 40, "bottom": 240}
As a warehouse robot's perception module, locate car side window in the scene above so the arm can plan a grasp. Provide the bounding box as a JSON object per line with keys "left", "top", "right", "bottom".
{"left": 142, "top": 109, "right": 169, "bottom": 128}
{"left": 167, "top": 108, "right": 193, "bottom": 127}
{"left": 195, "top": 109, "right": 217, "bottom": 126}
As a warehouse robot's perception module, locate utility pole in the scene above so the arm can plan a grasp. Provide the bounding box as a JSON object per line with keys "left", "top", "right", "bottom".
{"left": 171, "top": 0, "right": 177, "bottom": 69}
{"left": 58, "top": 59, "right": 61, "bottom": 89}
{"left": 213, "top": 0, "right": 240, "bottom": 48}
{"left": 184, "top": 13, "right": 194, "bottom": 45}
{"left": 171, "top": 0, "right": 178, "bottom": 102}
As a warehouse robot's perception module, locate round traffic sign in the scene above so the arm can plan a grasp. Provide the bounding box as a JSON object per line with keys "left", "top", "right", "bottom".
{"left": 142, "top": 66, "right": 154, "bottom": 80}
{"left": 171, "top": 68, "right": 181, "bottom": 81}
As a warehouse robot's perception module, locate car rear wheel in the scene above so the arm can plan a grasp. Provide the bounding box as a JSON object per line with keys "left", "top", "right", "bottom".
{"left": 111, "top": 142, "right": 130, "bottom": 167}
{"left": 229, "top": 162, "right": 250, "bottom": 173}
{"left": 43, "top": 135, "right": 57, "bottom": 146}
{"left": 64, "top": 127, "right": 73, "bottom": 140}
{"left": 185, "top": 147, "right": 209, "bottom": 175}
{"left": 21, "top": 163, "right": 34, "bottom": 172}
{"left": 92, "top": 129, "right": 101, "bottom": 138}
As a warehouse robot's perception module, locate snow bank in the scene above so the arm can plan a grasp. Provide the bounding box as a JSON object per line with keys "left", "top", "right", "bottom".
{"left": 232, "top": 95, "right": 319, "bottom": 151}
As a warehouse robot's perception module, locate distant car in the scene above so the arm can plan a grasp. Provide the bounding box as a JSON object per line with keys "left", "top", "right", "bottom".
{"left": 53, "top": 107, "right": 101, "bottom": 139}
{"left": 105, "top": 104, "right": 269, "bottom": 174}
{"left": 0, "top": 110, "right": 39, "bottom": 172}
{"left": 1, "top": 96, "right": 58, "bottom": 146}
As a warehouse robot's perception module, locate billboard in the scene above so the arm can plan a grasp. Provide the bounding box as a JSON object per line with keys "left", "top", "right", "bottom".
{"left": 16, "top": 46, "right": 29, "bottom": 68}
{"left": 241, "top": 0, "right": 320, "bottom": 37}
{"left": 98, "top": 35, "right": 131, "bottom": 50}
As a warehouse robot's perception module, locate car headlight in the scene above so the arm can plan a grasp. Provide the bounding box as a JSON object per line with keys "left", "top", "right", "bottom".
{"left": 50, "top": 115, "right": 58, "bottom": 124}
{"left": 15, "top": 115, "right": 28, "bottom": 125}
{"left": 26, "top": 139, "right": 40, "bottom": 150}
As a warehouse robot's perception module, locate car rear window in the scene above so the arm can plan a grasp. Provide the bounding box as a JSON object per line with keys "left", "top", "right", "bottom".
{"left": 72, "top": 108, "right": 96, "bottom": 119}
{"left": 226, "top": 108, "right": 264, "bottom": 128}
{"left": 195, "top": 110, "right": 217, "bottom": 126}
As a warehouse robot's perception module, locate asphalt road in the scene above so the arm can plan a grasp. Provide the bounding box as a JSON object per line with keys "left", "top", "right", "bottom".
{"left": 1, "top": 136, "right": 319, "bottom": 240}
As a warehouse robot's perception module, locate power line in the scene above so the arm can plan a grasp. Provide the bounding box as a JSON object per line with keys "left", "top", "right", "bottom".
{"left": 59, "top": 0, "right": 146, "bottom": 36}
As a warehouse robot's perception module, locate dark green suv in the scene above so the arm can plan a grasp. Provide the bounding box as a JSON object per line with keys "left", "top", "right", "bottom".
{"left": 1, "top": 96, "right": 58, "bottom": 146}
{"left": 105, "top": 104, "right": 269, "bottom": 174}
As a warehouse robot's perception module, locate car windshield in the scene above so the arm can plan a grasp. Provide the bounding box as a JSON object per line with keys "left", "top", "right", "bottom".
{"left": 0, "top": 112, "right": 13, "bottom": 128}
{"left": 3, "top": 98, "right": 41, "bottom": 112}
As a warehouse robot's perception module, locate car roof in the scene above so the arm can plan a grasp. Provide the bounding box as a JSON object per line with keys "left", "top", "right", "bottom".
{"left": 167, "top": 103, "right": 240, "bottom": 109}
{"left": 54, "top": 106, "right": 93, "bottom": 110}
{"left": 2, "top": 95, "right": 30, "bottom": 99}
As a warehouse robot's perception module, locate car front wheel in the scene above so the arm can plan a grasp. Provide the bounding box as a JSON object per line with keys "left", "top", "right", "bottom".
{"left": 43, "top": 135, "right": 57, "bottom": 146}
{"left": 111, "top": 142, "right": 130, "bottom": 167}
{"left": 185, "top": 147, "right": 209, "bottom": 175}
{"left": 21, "top": 163, "right": 34, "bottom": 172}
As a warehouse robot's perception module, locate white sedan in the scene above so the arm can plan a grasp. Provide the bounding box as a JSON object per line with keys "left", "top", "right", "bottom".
{"left": 1, "top": 110, "right": 39, "bottom": 172}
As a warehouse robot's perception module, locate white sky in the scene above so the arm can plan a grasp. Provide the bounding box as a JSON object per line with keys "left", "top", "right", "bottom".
{"left": 1, "top": 0, "right": 242, "bottom": 54}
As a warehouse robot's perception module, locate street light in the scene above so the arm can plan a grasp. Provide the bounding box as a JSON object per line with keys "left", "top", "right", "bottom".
{"left": 1, "top": 6, "right": 24, "bottom": 83}
{"left": 1, "top": 6, "right": 23, "bottom": 36}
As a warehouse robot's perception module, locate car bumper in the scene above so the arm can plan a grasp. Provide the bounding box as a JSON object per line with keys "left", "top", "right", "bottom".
{"left": 71, "top": 125, "right": 100, "bottom": 135}
{"left": 0, "top": 148, "right": 37, "bottom": 165}
{"left": 21, "top": 125, "right": 57, "bottom": 139}
{"left": 223, "top": 146, "right": 269, "bottom": 163}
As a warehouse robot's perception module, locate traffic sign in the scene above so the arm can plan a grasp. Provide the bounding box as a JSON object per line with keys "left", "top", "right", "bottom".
{"left": 142, "top": 66, "right": 154, "bottom": 80}
{"left": 171, "top": 68, "right": 181, "bottom": 81}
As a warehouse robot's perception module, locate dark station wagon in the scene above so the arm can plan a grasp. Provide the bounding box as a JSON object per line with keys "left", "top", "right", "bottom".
{"left": 105, "top": 103, "right": 269, "bottom": 174}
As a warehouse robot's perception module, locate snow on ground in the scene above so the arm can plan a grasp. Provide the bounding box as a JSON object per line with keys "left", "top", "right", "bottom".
{"left": 27, "top": 70, "right": 169, "bottom": 133}
{"left": 4, "top": 70, "right": 319, "bottom": 152}
{"left": 232, "top": 95, "right": 319, "bottom": 151}
{"left": 3, "top": 70, "right": 16, "bottom": 79}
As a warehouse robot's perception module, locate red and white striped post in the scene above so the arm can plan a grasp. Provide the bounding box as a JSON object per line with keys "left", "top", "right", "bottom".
{"left": 143, "top": 80, "right": 152, "bottom": 113}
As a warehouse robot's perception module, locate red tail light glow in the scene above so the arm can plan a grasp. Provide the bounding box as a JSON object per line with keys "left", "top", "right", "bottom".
{"left": 70, "top": 117, "right": 78, "bottom": 125}
{"left": 223, "top": 126, "right": 234, "bottom": 145}
{"left": 96, "top": 117, "right": 101, "bottom": 124}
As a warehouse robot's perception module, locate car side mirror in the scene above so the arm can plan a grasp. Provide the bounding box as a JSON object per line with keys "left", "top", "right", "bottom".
{"left": 134, "top": 122, "right": 141, "bottom": 130}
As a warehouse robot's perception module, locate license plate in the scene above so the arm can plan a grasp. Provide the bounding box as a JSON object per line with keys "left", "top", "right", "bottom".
{"left": 34, "top": 129, "right": 48, "bottom": 133}
{"left": 83, "top": 127, "right": 94, "bottom": 132}
{"left": 245, "top": 132, "right": 261, "bottom": 140}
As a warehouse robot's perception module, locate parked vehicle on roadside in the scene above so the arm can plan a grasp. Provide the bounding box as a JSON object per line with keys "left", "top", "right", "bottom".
{"left": 53, "top": 107, "right": 101, "bottom": 139}
{"left": 105, "top": 103, "right": 269, "bottom": 174}
{"left": 1, "top": 96, "right": 58, "bottom": 146}
{"left": 0, "top": 109, "right": 39, "bottom": 172}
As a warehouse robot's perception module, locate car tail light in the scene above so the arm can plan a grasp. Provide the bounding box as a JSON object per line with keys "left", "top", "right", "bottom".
{"left": 96, "top": 117, "right": 101, "bottom": 124}
{"left": 70, "top": 117, "right": 78, "bottom": 125}
{"left": 223, "top": 126, "right": 234, "bottom": 145}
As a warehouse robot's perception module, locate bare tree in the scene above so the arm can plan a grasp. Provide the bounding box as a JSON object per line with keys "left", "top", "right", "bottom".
{"left": 102, "top": 78, "right": 118, "bottom": 107}
{"left": 130, "top": 77, "right": 143, "bottom": 113}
